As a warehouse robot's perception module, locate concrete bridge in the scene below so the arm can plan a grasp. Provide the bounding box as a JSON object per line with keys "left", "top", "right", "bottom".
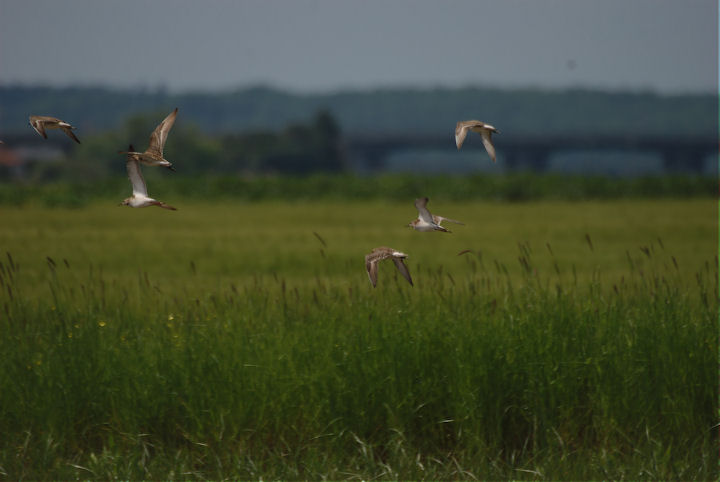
{"left": 343, "top": 133, "right": 717, "bottom": 172}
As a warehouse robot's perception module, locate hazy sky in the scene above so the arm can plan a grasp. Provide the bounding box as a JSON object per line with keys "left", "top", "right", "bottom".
{"left": 0, "top": 0, "right": 716, "bottom": 94}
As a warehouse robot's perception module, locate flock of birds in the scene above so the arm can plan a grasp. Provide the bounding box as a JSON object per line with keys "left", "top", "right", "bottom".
{"left": 16, "top": 111, "right": 501, "bottom": 288}
{"left": 367, "top": 119, "right": 500, "bottom": 287}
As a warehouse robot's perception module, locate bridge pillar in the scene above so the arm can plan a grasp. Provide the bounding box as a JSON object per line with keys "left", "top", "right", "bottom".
{"left": 504, "top": 151, "right": 520, "bottom": 170}
{"left": 661, "top": 150, "right": 707, "bottom": 173}
{"left": 530, "top": 151, "right": 551, "bottom": 172}
{"left": 503, "top": 149, "right": 550, "bottom": 172}
{"left": 346, "top": 148, "right": 388, "bottom": 172}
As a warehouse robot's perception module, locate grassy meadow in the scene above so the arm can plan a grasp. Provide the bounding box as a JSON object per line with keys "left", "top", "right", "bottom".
{"left": 0, "top": 196, "right": 717, "bottom": 479}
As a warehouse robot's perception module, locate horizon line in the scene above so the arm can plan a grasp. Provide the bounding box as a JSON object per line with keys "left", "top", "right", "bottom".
{"left": 0, "top": 80, "right": 715, "bottom": 97}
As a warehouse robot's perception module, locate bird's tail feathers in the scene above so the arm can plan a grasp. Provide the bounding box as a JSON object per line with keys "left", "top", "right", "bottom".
{"left": 157, "top": 201, "right": 177, "bottom": 211}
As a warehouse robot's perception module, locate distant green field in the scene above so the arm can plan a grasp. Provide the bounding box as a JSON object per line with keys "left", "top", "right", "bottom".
{"left": 0, "top": 198, "right": 714, "bottom": 288}
{"left": 0, "top": 198, "right": 716, "bottom": 479}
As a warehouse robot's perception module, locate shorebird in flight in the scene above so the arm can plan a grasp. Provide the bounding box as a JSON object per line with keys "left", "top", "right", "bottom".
{"left": 120, "top": 145, "right": 177, "bottom": 210}
{"left": 455, "top": 120, "right": 499, "bottom": 162}
{"left": 28, "top": 116, "right": 81, "bottom": 144}
{"left": 407, "top": 197, "right": 464, "bottom": 233}
{"left": 365, "top": 247, "right": 413, "bottom": 288}
{"left": 118, "top": 108, "right": 178, "bottom": 171}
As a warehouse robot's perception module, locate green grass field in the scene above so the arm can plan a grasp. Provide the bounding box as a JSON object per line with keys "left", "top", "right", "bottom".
{"left": 0, "top": 198, "right": 716, "bottom": 479}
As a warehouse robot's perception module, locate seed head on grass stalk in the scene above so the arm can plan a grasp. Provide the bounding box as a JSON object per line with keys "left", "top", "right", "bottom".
{"left": 6, "top": 252, "right": 16, "bottom": 272}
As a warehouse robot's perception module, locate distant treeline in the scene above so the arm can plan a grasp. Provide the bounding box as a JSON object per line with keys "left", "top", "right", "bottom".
{"left": 0, "top": 84, "right": 715, "bottom": 137}
{"left": 6, "top": 109, "right": 343, "bottom": 179}
{"left": 0, "top": 173, "right": 714, "bottom": 207}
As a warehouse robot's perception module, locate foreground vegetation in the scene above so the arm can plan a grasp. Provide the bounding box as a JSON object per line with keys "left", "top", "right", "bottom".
{"left": 0, "top": 199, "right": 716, "bottom": 479}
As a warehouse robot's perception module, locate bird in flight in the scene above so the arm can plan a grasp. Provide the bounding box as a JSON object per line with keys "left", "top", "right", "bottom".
{"left": 120, "top": 145, "right": 177, "bottom": 210}
{"left": 365, "top": 247, "right": 413, "bottom": 288}
{"left": 455, "top": 120, "right": 499, "bottom": 162}
{"left": 118, "top": 108, "right": 178, "bottom": 171}
{"left": 407, "top": 197, "right": 464, "bottom": 233}
{"left": 28, "top": 115, "right": 81, "bottom": 144}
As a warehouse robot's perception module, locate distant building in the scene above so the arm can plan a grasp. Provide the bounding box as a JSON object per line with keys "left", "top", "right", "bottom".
{"left": 0, "top": 143, "right": 65, "bottom": 179}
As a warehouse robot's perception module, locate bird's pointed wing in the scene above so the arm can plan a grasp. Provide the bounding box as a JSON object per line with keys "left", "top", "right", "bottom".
{"left": 61, "top": 127, "right": 81, "bottom": 144}
{"left": 126, "top": 159, "right": 148, "bottom": 196}
{"left": 392, "top": 257, "right": 413, "bottom": 286}
{"left": 433, "top": 214, "right": 464, "bottom": 226}
{"left": 414, "top": 197, "right": 434, "bottom": 223}
{"left": 29, "top": 117, "right": 47, "bottom": 139}
{"left": 147, "top": 108, "right": 178, "bottom": 157}
{"left": 480, "top": 129, "right": 497, "bottom": 162}
{"left": 365, "top": 256, "right": 379, "bottom": 287}
{"left": 455, "top": 122, "right": 471, "bottom": 149}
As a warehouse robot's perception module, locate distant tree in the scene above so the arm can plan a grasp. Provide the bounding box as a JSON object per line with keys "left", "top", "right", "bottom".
{"left": 163, "top": 123, "right": 222, "bottom": 174}
{"left": 1, "top": 85, "right": 715, "bottom": 140}
{"left": 220, "top": 131, "right": 277, "bottom": 172}
{"left": 312, "top": 109, "right": 344, "bottom": 171}
{"left": 218, "top": 109, "right": 345, "bottom": 174}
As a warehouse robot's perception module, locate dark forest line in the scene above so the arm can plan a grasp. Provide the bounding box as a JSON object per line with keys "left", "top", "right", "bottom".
{"left": 0, "top": 84, "right": 715, "bottom": 138}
